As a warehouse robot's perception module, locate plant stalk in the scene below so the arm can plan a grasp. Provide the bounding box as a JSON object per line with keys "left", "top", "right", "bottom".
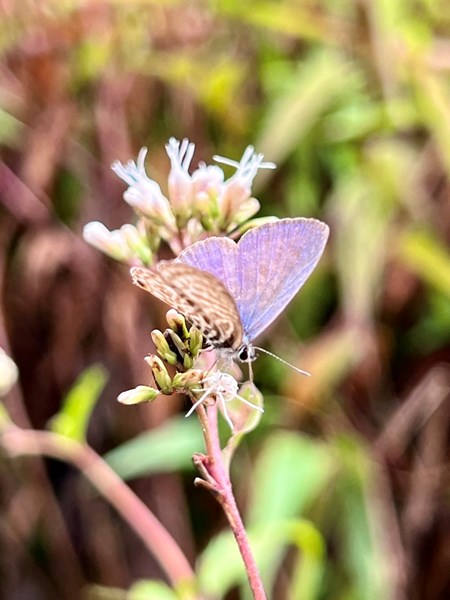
{"left": 196, "top": 404, "right": 267, "bottom": 600}
{"left": 0, "top": 426, "right": 196, "bottom": 593}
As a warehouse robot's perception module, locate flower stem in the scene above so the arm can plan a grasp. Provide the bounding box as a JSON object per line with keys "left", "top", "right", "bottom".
{"left": 196, "top": 404, "right": 267, "bottom": 600}
{"left": 0, "top": 426, "right": 196, "bottom": 593}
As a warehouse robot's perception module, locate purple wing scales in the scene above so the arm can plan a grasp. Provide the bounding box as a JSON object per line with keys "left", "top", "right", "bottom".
{"left": 178, "top": 218, "right": 329, "bottom": 344}
{"left": 177, "top": 236, "right": 240, "bottom": 300}
{"left": 239, "top": 219, "right": 329, "bottom": 341}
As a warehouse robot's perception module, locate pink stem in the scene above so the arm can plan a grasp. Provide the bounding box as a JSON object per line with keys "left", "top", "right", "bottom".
{"left": 198, "top": 404, "right": 267, "bottom": 600}
{"left": 0, "top": 427, "right": 196, "bottom": 591}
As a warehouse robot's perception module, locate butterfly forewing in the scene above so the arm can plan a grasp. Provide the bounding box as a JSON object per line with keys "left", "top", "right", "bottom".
{"left": 178, "top": 218, "right": 329, "bottom": 342}
{"left": 236, "top": 218, "right": 329, "bottom": 340}
{"left": 130, "top": 263, "right": 243, "bottom": 350}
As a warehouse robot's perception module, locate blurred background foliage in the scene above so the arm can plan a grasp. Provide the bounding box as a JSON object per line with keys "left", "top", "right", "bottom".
{"left": 0, "top": 0, "right": 450, "bottom": 599}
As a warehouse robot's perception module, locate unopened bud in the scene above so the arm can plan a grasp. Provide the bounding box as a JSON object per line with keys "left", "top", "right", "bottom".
{"left": 189, "top": 326, "right": 203, "bottom": 357}
{"left": 83, "top": 221, "right": 130, "bottom": 261}
{"left": 118, "top": 385, "right": 159, "bottom": 405}
{"left": 164, "top": 329, "right": 194, "bottom": 368}
{"left": 120, "top": 223, "right": 152, "bottom": 265}
{"left": 172, "top": 369, "right": 203, "bottom": 390}
{"left": 228, "top": 197, "right": 260, "bottom": 229}
{"left": 151, "top": 330, "right": 178, "bottom": 365}
{"left": 166, "top": 309, "right": 189, "bottom": 340}
{"left": 145, "top": 355, "right": 173, "bottom": 393}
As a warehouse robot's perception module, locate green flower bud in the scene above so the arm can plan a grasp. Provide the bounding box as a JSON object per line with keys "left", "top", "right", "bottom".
{"left": 165, "top": 330, "right": 187, "bottom": 357}
{"left": 166, "top": 309, "right": 189, "bottom": 340}
{"left": 120, "top": 223, "right": 152, "bottom": 265}
{"left": 151, "top": 330, "right": 178, "bottom": 365}
{"left": 172, "top": 369, "right": 203, "bottom": 390}
{"left": 189, "top": 326, "right": 203, "bottom": 357}
{"left": 182, "top": 353, "right": 194, "bottom": 370}
{"left": 117, "top": 385, "right": 159, "bottom": 405}
{"left": 145, "top": 355, "right": 173, "bottom": 393}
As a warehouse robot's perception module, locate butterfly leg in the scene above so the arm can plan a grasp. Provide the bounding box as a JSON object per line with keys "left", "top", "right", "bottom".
{"left": 234, "top": 393, "right": 264, "bottom": 413}
{"left": 185, "top": 389, "right": 213, "bottom": 418}
{"left": 217, "top": 392, "right": 235, "bottom": 431}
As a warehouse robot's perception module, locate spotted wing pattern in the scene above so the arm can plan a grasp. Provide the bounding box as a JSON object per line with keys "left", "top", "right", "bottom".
{"left": 130, "top": 262, "right": 243, "bottom": 350}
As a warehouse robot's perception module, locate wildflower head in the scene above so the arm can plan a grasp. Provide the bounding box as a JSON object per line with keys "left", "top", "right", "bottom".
{"left": 112, "top": 148, "right": 177, "bottom": 237}
{"left": 84, "top": 138, "right": 274, "bottom": 264}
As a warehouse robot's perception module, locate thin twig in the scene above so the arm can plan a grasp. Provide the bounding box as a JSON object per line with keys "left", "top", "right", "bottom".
{"left": 0, "top": 426, "right": 196, "bottom": 594}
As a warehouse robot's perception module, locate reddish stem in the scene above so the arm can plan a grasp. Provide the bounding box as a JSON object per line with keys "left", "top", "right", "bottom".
{"left": 0, "top": 427, "right": 196, "bottom": 592}
{"left": 197, "top": 404, "right": 267, "bottom": 600}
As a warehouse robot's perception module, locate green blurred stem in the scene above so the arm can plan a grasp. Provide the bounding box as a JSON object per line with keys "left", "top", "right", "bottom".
{"left": 196, "top": 404, "right": 267, "bottom": 600}
{"left": 0, "top": 426, "right": 196, "bottom": 592}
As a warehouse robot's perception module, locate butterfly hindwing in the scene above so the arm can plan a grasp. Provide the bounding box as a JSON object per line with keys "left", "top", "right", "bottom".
{"left": 130, "top": 263, "right": 243, "bottom": 350}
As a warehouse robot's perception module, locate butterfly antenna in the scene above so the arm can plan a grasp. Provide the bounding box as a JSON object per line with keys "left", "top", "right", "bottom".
{"left": 253, "top": 346, "right": 311, "bottom": 376}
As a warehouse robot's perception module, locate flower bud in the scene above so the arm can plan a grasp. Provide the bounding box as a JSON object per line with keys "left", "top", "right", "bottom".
{"left": 172, "top": 369, "right": 203, "bottom": 390}
{"left": 182, "top": 353, "right": 194, "bottom": 370}
{"left": 118, "top": 385, "right": 159, "bottom": 405}
{"left": 120, "top": 223, "right": 152, "bottom": 265}
{"left": 189, "top": 326, "right": 203, "bottom": 357}
{"left": 166, "top": 309, "right": 189, "bottom": 340}
{"left": 144, "top": 355, "right": 173, "bottom": 393}
{"left": 83, "top": 221, "right": 131, "bottom": 261}
{"left": 164, "top": 330, "right": 190, "bottom": 366}
{"left": 227, "top": 197, "right": 260, "bottom": 230}
{"left": 0, "top": 348, "right": 18, "bottom": 396}
{"left": 151, "top": 330, "right": 178, "bottom": 365}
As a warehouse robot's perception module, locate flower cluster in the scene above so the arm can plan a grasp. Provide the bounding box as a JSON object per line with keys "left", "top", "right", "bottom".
{"left": 84, "top": 138, "right": 270, "bottom": 434}
{"left": 118, "top": 310, "right": 263, "bottom": 432}
{"left": 83, "top": 138, "right": 275, "bottom": 265}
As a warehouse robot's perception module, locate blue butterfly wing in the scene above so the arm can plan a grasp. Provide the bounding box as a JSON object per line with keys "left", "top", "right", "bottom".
{"left": 178, "top": 218, "right": 329, "bottom": 343}
{"left": 177, "top": 236, "right": 241, "bottom": 301}
{"left": 235, "top": 218, "right": 329, "bottom": 341}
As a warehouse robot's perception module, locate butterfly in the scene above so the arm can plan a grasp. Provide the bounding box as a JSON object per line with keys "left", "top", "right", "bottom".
{"left": 130, "top": 218, "right": 329, "bottom": 363}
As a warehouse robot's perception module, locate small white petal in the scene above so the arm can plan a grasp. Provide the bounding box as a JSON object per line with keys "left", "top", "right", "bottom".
{"left": 0, "top": 348, "right": 18, "bottom": 395}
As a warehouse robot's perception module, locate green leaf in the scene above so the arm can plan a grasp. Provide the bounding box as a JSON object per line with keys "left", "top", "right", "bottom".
{"left": 198, "top": 519, "right": 325, "bottom": 599}
{"left": 49, "top": 365, "right": 108, "bottom": 442}
{"left": 247, "top": 432, "right": 335, "bottom": 526}
{"left": 103, "top": 416, "right": 202, "bottom": 479}
{"left": 255, "top": 50, "right": 354, "bottom": 180}
{"left": 243, "top": 432, "right": 334, "bottom": 594}
{"left": 332, "top": 436, "right": 392, "bottom": 600}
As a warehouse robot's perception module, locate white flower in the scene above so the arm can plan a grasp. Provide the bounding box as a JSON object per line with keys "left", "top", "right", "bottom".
{"left": 112, "top": 148, "right": 176, "bottom": 231}
{"left": 214, "top": 145, "right": 276, "bottom": 189}
{"left": 214, "top": 146, "right": 275, "bottom": 224}
{"left": 83, "top": 221, "right": 131, "bottom": 261}
{"left": 166, "top": 137, "right": 195, "bottom": 218}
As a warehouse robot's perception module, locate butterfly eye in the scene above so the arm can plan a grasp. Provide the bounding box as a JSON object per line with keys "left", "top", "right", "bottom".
{"left": 237, "top": 345, "right": 256, "bottom": 363}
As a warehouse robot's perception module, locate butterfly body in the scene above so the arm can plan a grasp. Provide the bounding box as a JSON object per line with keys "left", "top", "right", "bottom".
{"left": 131, "top": 218, "right": 329, "bottom": 359}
